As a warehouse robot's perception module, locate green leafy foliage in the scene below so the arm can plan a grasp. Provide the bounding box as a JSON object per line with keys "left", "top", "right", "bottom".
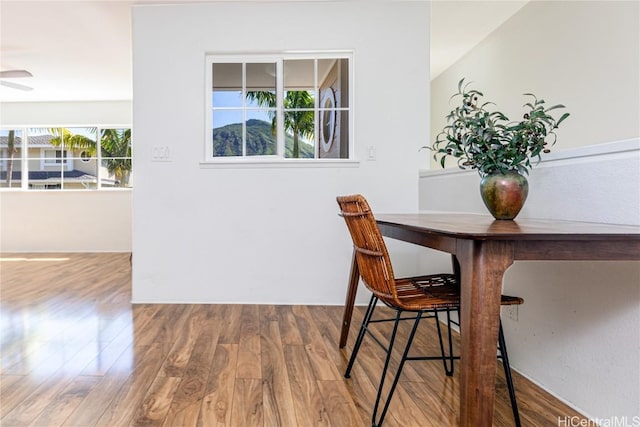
{"left": 49, "top": 127, "right": 97, "bottom": 155}
{"left": 47, "top": 127, "right": 132, "bottom": 186}
{"left": 100, "top": 128, "right": 132, "bottom": 186}
{"left": 427, "top": 78, "right": 570, "bottom": 176}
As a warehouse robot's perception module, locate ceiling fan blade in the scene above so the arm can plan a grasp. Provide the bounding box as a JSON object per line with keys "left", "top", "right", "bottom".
{"left": 0, "top": 69, "right": 33, "bottom": 78}
{"left": 0, "top": 80, "right": 33, "bottom": 91}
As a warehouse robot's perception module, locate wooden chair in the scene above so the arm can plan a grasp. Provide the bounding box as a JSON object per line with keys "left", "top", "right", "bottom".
{"left": 336, "top": 194, "right": 523, "bottom": 427}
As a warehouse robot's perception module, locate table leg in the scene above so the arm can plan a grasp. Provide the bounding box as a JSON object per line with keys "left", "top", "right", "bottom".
{"left": 339, "top": 249, "right": 360, "bottom": 348}
{"left": 456, "top": 239, "right": 514, "bottom": 427}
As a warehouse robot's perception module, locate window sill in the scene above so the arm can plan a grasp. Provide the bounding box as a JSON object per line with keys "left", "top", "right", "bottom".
{"left": 199, "top": 158, "right": 360, "bottom": 168}
{"left": 0, "top": 188, "right": 132, "bottom": 192}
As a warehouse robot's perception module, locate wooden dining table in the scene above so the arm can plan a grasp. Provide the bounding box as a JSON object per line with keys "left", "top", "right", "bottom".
{"left": 338, "top": 213, "right": 640, "bottom": 427}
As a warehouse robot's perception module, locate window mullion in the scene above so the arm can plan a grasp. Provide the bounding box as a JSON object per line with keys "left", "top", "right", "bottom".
{"left": 97, "top": 127, "right": 102, "bottom": 190}
{"left": 59, "top": 128, "right": 65, "bottom": 190}
{"left": 276, "top": 59, "right": 284, "bottom": 158}
{"left": 205, "top": 57, "right": 213, "bottom": 161}
{"left": 314, "top": 59, "right": 319, "bottom": 159}
{"left": 21, "top": 128, "right": 28, "bottom": 190}
{"left": 242, "top": 63, "right": 247, "bottom": 157}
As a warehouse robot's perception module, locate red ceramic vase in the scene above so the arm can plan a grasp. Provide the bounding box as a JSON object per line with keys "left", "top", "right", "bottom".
{"left": 480, "top": 171, "right": 529, "bottom": 220}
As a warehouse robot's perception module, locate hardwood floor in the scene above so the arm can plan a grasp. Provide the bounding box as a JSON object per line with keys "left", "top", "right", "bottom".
{"left": 1, "top": 253, "right": 587, "bottom": 426}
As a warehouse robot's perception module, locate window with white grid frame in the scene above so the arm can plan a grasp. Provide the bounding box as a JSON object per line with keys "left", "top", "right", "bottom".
{"left": 206, "top": 52, "right": 352, "bottom": 161}
{"left": 0, "top": 127, "right": 132, "bottom": 190}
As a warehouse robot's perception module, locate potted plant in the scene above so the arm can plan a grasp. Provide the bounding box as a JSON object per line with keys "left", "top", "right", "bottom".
{"left": 427, "top": 78, "right": 570, "bottom": 219}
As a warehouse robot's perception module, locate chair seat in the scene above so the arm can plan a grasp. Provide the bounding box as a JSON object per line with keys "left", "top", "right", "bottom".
{"left": 392, "top": 274, "right": 460, "bottom": 310}
{"left": 389, "top": 273, "right": 524, "bottom": 311}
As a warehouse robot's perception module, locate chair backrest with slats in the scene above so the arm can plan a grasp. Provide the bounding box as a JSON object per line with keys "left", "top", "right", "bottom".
{"left": 336, "top": 195, "right": 398, "bottom": 304}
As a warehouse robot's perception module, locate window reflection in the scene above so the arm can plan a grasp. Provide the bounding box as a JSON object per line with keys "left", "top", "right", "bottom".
{"left": 1, "top": 305, "right": 134, "bottom": 377}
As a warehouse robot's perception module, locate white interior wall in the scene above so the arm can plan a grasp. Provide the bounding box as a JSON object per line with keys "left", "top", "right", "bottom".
{"left": 0, "top": 101, "right": 132, "bottom": 127}
{"left": 426, "top": 0, "right": 640, "bottom": 420}
{"left": 0, "top": 100, "right": 132, "bottom": 253}
{"left": 0, "top": 190, "right": 131, "bottom": 252}
{"left": 131, "top": 2, "right": 429, "bottom": 304}
{"left": 430, "top": 1, "right": 640, "bottom": 156}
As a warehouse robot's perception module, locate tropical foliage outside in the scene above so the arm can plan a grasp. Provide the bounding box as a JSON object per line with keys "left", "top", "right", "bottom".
{"left": 48, "top": 127, "right": 132, "bottom": 186}
{"left": 245, "top": 90, "right": 315, "bottom": 158}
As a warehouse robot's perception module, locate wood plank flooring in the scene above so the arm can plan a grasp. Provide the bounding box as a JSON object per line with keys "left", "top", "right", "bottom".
{"left": 0, "top": 253, "right": 587, "bottom": 426}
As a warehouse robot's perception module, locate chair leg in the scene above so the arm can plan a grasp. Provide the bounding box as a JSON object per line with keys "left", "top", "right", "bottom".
{"left": 435, "top": 309, "right": 455, "bottom": 376}
{"left": 345, "top": 294, "right": 378, "bottom": 378}
{"left": 498, "top": 320, "right": 521, "bottom": 427}
{"left": 373, "top": 311, "right": 423, "bottom": 427}
{"left": 446, "top": 309, "right": 455, "bottom": 375}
